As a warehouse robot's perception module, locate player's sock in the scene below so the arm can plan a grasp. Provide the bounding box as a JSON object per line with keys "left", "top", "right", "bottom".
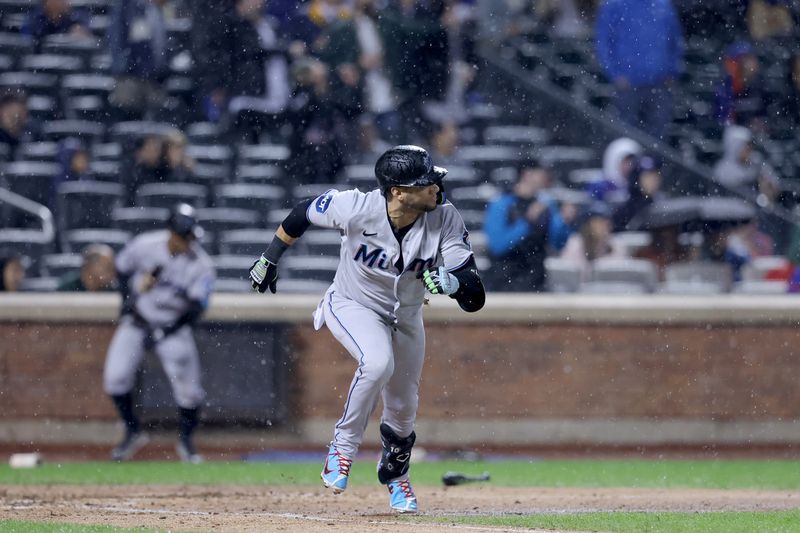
{"left": 178, "top": 407, "right": 200, "bottom": 442}
{"left": 110, "top": 393, "right": 140, "bottom": 434}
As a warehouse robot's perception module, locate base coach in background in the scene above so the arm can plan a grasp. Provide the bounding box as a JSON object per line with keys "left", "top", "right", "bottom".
{"left": 103, "top": 203, "right": 216, "bottom": 463}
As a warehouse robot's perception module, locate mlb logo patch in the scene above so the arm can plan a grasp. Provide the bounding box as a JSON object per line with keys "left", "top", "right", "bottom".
{"left": 315, "top": 191, "right": 335, "bottom": 213}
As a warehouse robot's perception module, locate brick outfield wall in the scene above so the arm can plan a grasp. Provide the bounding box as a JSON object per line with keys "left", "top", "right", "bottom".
{"left": 2, "top": 321, "right": 799, "bottom": 422}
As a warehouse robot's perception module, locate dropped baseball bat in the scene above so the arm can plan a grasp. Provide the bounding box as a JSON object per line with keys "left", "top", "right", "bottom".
{"left": 442, "top": 471, "right": 490, "bottom": 486}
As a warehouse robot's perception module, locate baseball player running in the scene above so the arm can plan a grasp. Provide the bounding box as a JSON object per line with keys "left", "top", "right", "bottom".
{"left": 249, "top": 145, "right": 485, "bottom": 512}
{"left": 104, "top": 203, "right": 215, "bottom": 463}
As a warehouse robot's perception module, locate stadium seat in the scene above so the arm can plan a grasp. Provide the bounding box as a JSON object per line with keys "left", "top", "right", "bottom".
{"left": 186, "top": 144, "right": 232, "bottom": 169}
{"left": 447, "top": 184, "right": 499, "bottom": 212}
{"left": 186, "top": 122, "right": 223, "bottom": 144}
{"left": 111, "top": 206, "right": 169, "bottom": 234}
{"left": 26, "top": 95, "right": 60, "bottom": 121}
{"left": 135, "top": 182, "right": 208, "bottom": 209}
{"left": 236, "top": 164, "right": 284, "bottom": 186}
{"left": 91, "top": 142, "right": 122, "bottom": 162}
{"left": 2, "top": 161, "right": 60, "bottom": 206}
{"left": 41, "top": 253, "right": 83, "bottom": 278}
{"left": 88, "top": 161, "right": 119, "bottom": 181}
{"left": 536, "top": 146, "right": 597, "bottom": 182}
{"left": 0, "top": 71, "right": 57, "bottom": 98}
{"left": 20, "top": 54, "right": 84, "bottom": 76}
{"left": 217, "top": 229, "right": 268, "bottom": 256}
{"left": 108, "top": 121, "right": 174, "bottom": 145}
{"left": 214, "top": 278, "right": 252, "bottom": 293}
{"left": 579, "top": 281, "right": 648, "bottom": 294}
{"left": 741, "top": 256, "right": 792, "bottom": 281}
{"left": 544, "top": 257, "right": 582, "bottom": 293}
{"left": 341, "top": 165, "right": 375, "bottom": 189}
{"left": 0, "top": 228, "right": 53, "bottom": 269}
{"left": 292, "top": 184, "right": 338, "bottom": 202}
{"left": 40, "top": 34, "right": 103, "bottom": 59}
{"left": 64, "top": 228, "right": 132, "bottom": 253}
{"left": 281, "top": 255, "right": 339, "bottom": 283}
{"left": 0, "top": 31, "right": 34, "bottom": 55}
{"left": 61, "top": 73, "right": 114, "bottom": 99}
{"left": 302, "top": 230, "right": 342, "bottom": 257}
{"left": 238, "top": 144, "right": 290, "bottom": 166}
{"left": 195, "top": 207, "right": 258, "bottom": 232}
{"left": 17, "top": 142, "right": 59, "bottom": 162}
{"left": 457, "top": 145, "right": 521, "bottom": 173}
{"left": 732, "top": 280, "right": 788, "bottom": 294}
{"left": 214, "top": 184, "right": 286, "bottom": 218}
{"left": 211, "top": 255, "right": 253, "bottom": 279}
{"left": 610, "top": 232, "right": 652, "bottom": 256}
{"left": 663, "top": 261, "right": 734, "bottom": 293}
{"left": 278, "top": 278, "right": 331, "bottom": 294}
{"left": 591, "top": 257, "right": 658, "bottom": 293}
{"left": 484, "top": 125, "right": 550, "bottom": 147}
{"left": 57, "top": 180, "right": 123, "bottom": 229}
{"left": 40, "top": 120, "right": 105, "bottom": 144}
{"left": 458, "top": 209, "right": 486, "bottom": 231}
{"left": 20, "top": 276, "right": 60, "bottom": 292}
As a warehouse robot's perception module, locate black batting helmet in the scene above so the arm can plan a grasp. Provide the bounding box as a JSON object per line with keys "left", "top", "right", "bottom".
{"left": 375, "top": 145, "right": 448, "bottom": 193}
{"left": 167, "top": 203, "right": 203, "bottom": 240}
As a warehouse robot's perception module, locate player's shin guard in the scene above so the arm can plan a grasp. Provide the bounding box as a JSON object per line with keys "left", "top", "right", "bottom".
{"left": 111, "top": 393, "right": 140, "bottom": 434}
{"left": 377, "top": 422, "right": 416, "bottom": 484}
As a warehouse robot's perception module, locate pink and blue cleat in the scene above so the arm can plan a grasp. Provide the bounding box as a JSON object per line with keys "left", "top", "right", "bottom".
{"left": 320, "top": 442, "right": 352, "bottom": 493}
{"left": 387, "top": 476, "right": 417, "bottom": 513}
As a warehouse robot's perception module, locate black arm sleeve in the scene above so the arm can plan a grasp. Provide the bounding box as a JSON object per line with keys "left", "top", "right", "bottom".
{"left": 281, "top": 197, "right": 314, "bottom": 238}
{"left": 162, "top": 300, "right": 205, "bottom": 337}
{"left": 449, "top": 256, "right": 485, "bottom": 313}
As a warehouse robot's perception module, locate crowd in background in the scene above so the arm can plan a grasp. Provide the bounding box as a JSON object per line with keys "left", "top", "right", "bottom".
{"left": 2, "top": 0, "right": 800, "bottom": 293}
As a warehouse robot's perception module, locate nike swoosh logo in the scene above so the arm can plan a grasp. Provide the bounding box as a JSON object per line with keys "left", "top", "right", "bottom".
{"left": 323, "top": 463, "right": 333, "bottom": 475}
{"left": 362, "top": 231, "right": 378, "bottom": 237}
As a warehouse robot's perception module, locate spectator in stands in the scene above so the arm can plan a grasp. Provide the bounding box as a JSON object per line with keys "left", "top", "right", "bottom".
{"left": 107, "top": 0, "right": 170, "bottom": 121}
{"left": 0, "top": 93, "right": 31, "bottom": 161}
{"left": 57, "top": 244, "right": 117, "bottom": 292}
{"left": 612, "top": 155, "right": 665, "bottom": 232}
{"left": 715, "top": 41, "right": 768, "bottom": 131}
{"left": 349, "top": 114, "right": 391, "bottom": 164}
{"left": 536, "top": 0, "right": 592, "bottom": 38}
{"left": 782, "top": 52, "right": 800, "bottom": 125}
{"left": 23, "top": 0, "right": 91, "bottom": 52}
{"left": 728, "top": 218, "right": 775, "bottom": 259}
{"left": 484, "top": 158, "right": 562, "bottom": 292}
{"left": 587, "top": 137, "right": 642, "bottom": 202}
{"left": 427, "top": 122, "right": 464, "bottom": 169}
{"left": 712, "top": 125, "right": 780, "bottom": 203}
{"left": 50, "top": 137, "right": 92, "bottom": 212}
{"left": 161, "top": 129, "right": 194, "bottom": 182}
{"left": 286, "top": 58, "right": 346, "bottom": 184}
{"left": 0, "top": 254, "right": 25, "bottom": 292}
{"left": 595, "top": 0, "right": 683, "bottom": 140}
{"left": 560, "top": 202, "right": 627, "bottom": 281}
{"left": 123, "top": 134, "right": 164, "bottom": 204}
{"left": 747, "top": 0, "right": 794, "bottom": 41}
{"left": 319, "top": 0, "right": 402, "bottom": 141}
{"left": 692, "top": 226, "right": 751, "bottom": 282}
{"left": 196, "top": 0, "right": 290, "bottom": 143}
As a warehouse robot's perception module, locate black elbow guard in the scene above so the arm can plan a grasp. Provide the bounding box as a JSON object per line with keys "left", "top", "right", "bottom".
{"left": 450, "top": 257, "right": 485, "bottom": 313}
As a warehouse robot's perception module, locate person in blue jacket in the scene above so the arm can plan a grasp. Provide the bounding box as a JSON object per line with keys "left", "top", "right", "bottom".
{"left": 483, "top": 159, "right": 572, "bottom": 292}
{"left": 595, "top": 0, "right": 684, "bottom": 140}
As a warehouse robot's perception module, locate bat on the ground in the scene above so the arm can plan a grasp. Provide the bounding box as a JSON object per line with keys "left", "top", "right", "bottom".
{"left": 441, "top": 471, "right": 490, "bottom": 486}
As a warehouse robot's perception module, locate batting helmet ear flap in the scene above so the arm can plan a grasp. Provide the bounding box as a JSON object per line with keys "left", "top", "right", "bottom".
{"left": 433, "top": 166, "right": 448, "bottom": 204}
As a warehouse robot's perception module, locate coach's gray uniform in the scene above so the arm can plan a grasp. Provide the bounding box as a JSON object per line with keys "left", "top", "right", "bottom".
{"left": 308, "top": 189, "right": 472, "bottom": 457}
{"left": 103, "top": 230, "right": 215, "bottom": 409}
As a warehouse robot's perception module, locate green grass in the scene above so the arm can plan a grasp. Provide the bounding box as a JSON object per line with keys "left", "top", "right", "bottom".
{"left": 3, "top": 460, "right": 799, "bottom": 533}
{"left": 0, "top": 520, "right": 179, "bottom": 532}
{"left": 425, "top": 510, "right": 800, "bottom": 533}
{"left": 1, "top": 459, "right": 799, "bottom": 490}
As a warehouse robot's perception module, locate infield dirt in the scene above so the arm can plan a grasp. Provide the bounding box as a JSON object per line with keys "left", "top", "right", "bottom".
{"left": 2, "top": 484, "right": 799, "bottom": 532}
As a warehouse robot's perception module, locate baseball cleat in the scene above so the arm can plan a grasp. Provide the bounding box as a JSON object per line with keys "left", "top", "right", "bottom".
{"left": 387, "top": 476, "right": 417, "bottom": 513}
{"left": 111, "top": 431, "right": 149, "bottom": 461}
{"left": 320, "top": 442, "right": 352, "bottom": 493}
{"left": 175, "top": 438, "right": 203, "bottom": 464}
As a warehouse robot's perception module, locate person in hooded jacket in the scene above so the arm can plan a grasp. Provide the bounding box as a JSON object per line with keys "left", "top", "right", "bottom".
{"left": 586, "top": 137, "right": 642, "bottom": 203}
{"left": 715, "top": 41, "right": 768, "bottom": 130}
{"left": 712, "top": 125, "right": 780, "bottom": 203}
{"left": 612, "top": 155, "right": 665, "bottom": 232}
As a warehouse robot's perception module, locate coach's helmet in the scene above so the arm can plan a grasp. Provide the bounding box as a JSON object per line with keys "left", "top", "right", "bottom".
{"left": 375, "top": 145, "right": 448, "bottom": 203}
{"left": 167, "top": 203, "right": 203, "bottom": 240}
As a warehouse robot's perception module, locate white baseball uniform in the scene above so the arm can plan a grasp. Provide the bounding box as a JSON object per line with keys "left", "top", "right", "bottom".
{"left": 307, "top": 188, "right": 473, "bottom": 457}
{"left": 103, "top": 230, "right": 216, "bottom": 409}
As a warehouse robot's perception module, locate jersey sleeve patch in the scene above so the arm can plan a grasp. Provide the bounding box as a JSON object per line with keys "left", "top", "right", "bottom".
{"left": 315, "top": 190, "right": 336, "bottom": 214}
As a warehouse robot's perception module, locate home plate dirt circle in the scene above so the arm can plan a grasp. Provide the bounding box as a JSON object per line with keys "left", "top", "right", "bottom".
{"left": 2, "top": 485, "right": 799, "bottom": 532}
